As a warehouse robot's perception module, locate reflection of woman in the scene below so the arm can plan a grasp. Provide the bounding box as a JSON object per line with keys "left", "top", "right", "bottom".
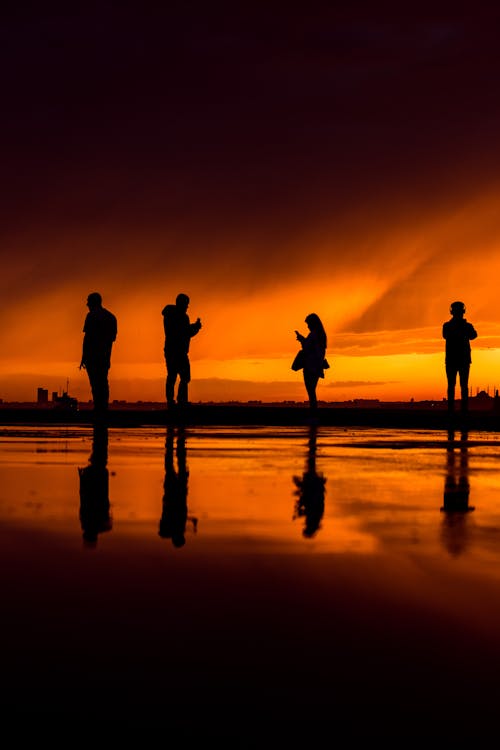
{"left": 159, "top": 426, "right": 197, "bottom": 548}
{"left": 78, "top": 424, "right": 112, "bottom": 547}
{"left": 440, "top": 429, "right": 475, "bottom": 557}
{"left": 294, "top": 313, "right": 328, "bottom": 412}
{"left": 293, "top": 425, "right": 327, "bottom": 538}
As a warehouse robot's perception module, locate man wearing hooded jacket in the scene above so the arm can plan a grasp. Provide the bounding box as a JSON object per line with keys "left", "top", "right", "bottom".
{"left": 162, "top": 293, "right": 202, "bottom": 408}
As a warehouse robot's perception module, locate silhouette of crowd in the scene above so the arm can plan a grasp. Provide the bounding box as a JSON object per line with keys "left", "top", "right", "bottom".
{"left": 79, "top": 292, "right": 478, "bottom": 423}
{"left": 75, "top": 297, "right": 480, "bottom": 550}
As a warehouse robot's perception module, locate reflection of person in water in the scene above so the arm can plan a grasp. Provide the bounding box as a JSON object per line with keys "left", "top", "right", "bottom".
{"left": 293, "top": 424, "right": 327, "bottom": 538}
{"left": 440, "top": 429, "right": 475, "bottom": 557}
{"left": 159, "top": 426, "right": 198, "bottom": 548}
{"left": 78, "top": 424, "right": 112, "bottom": 547}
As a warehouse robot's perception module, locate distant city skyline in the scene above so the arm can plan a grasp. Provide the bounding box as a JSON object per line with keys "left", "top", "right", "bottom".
{"left": 1, "top": 383, "right": 497, "bottom": 408}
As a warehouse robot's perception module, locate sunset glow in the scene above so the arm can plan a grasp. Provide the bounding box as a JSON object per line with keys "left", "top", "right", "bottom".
{"left": 2, "top": 5, "right": 500, "bottom": 404}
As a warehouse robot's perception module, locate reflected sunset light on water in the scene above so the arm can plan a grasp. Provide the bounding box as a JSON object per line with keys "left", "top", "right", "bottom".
{"left": 2, "top": 425, "right": 500, "bottom": 569}
{"left": 3, "top": 423, "right": 500, "bottom": 739}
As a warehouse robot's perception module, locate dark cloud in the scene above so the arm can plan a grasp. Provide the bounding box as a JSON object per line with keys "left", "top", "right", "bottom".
{"left": 3, "top": 2, "right": 500, "bottom": 248}
{"left": 342, "top": 207, "right": 500, "bottom": 335}
{"left": 325, "top": 380, "right": 395, "bottom": 389}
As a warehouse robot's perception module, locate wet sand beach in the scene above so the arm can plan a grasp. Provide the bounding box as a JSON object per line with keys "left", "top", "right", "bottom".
{"left": 1, "top": 422, "right": 500, "bottom": 742}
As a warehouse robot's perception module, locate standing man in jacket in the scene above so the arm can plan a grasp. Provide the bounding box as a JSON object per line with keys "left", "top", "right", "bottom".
{"left": 80, "top": 292, "right": 117, "bottom": 419}
{"left": 162, "top": 293, "right": 202, "bottom": 408}
{"left": 443, "top": 300, "right": 477, "bottom": 418}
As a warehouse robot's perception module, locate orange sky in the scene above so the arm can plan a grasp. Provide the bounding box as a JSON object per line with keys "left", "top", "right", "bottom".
{"left": 1, "top": 4, "right": 500, "bottom": 403}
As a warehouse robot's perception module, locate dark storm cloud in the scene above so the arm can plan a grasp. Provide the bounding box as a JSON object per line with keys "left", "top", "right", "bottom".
{"left": 342, "top": 199, "right": 500, "bottom": 335}
{"left": 2, "top": 2, "right": 500, "bottom": 286}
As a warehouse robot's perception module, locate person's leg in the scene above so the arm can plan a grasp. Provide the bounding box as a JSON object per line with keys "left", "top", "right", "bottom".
{"left": 177, "top": 356, "right": 191, "bottom": 405}
{"left": 446, "top": 364, "right": 457, "bottom": 413}
{"left": 165, "top": 358, "right": 177, "bottom": 406}
{"left": 87, "top": 365, "right": 109, "bottom": 418}
{"left": 458, "top": 364, "right": 470, "bottom": 414}
{"left": 303, "top": 372, "right": 319, "bottom": 411}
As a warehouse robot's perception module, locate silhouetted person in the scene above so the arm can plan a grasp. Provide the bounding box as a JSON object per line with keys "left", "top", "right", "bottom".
{"left": 293, "top": 424, "right": 327, "bottom": 538}
{"left": 78, "top": 424, "right": 112, "bottom": 547}
{"left": 80, "top": 292, "right": 117, "bottom": 419}
{"left": 159, "top": 425, "right": 197, "bottom": 547}
{"left": 440, "top": 428, "right": 474, "bottom": 556}
{"left": 294, "top": 313, "right": 328, "bottom": 414}
{"left": 442, "top": 301, "right": 477, "bottom": 418}
{"left": 162, "top": 293, "right": 202, "bottom": 409}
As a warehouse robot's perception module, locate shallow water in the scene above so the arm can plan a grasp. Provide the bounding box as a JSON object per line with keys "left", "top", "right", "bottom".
{"left": 2, "top": 424, "right": 500, "bottom": 563}
{"left": 2, "top": 424, "right": 500, "bottom": 740}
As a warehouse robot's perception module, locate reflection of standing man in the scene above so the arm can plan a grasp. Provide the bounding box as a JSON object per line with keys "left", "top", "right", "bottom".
{"left": 78, "top": 424, "right": 112, "bottom": 547}
{"left": 162, "top": 293, "right": 202, "bottom": 408}
{"left": 80, "top": 292, "right": 117, "bottom": 418}
{"left": 159, "top": 426, "right": 197, "bottom": 548}
{"left": 442, "top": 301, "right": 477, "bottom": 418}
{"left": 440, "top": 429, "right": 474, "bottom": 557}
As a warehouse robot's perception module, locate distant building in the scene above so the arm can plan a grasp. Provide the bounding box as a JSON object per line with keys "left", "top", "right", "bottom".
{"left": 52, "top": 391, "right": 78, "bottom": 411}
{"left": 37, "top": 387, "right": 49, "bottom": 405}
{"left": 469, "top": 390, "right": 493, "bottom": 411}
{"left": 35, "top": 384, "right": 78, "bottom": 411}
